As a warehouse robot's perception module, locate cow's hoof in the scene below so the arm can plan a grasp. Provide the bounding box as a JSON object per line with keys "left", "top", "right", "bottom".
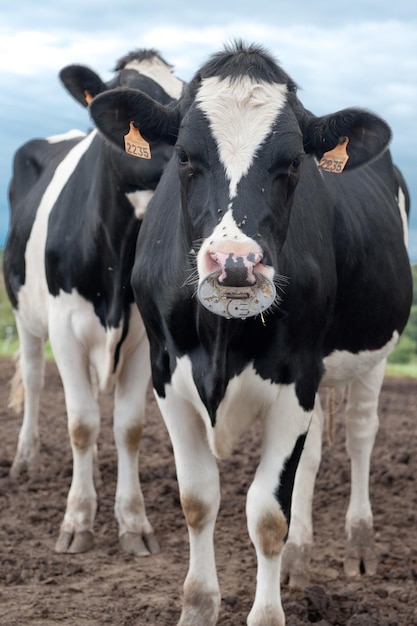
{"left": 177, "top": 584, "right": 220, "bottom": 626}
{"left": 344, "top": 520, "right": 377, "bottom": 577}
{"left": 55, "top": 530, "right": 95, "bottom": 553}
{"left": 344, "top": 554, "right": 377, "bottom": 577}
{"left": 119, "top": 530, "right": 160, "bottom": 556}
{"left": 9, "top": 457, "right": 38, "bottom": 481}
{"left": 281, "top": 542, "right": 312, "bottom": 588}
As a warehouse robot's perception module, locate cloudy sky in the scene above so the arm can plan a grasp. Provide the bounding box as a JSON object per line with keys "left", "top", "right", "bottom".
{"left": 1, "top": 0, "right": 416, "bottom": 259}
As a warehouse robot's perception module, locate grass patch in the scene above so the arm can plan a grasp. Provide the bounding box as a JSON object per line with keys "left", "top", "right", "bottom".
{"left": 385, "top": 360, "right": 417, "bottom": 378}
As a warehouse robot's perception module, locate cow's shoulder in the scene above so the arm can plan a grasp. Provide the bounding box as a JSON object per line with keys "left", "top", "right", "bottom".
{"left": 9, "top": 132, "right": 86, "bottom": 221}
{"left": 4, "top": 132, "right": 86, "bottom": 304}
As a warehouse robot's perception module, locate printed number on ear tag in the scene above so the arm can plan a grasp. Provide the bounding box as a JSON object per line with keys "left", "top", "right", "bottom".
{"left": 124, "top": 122, "right": 151, "bottom": 159}
{"left": 318, "top": 137, "right": 349, "bottom": 173}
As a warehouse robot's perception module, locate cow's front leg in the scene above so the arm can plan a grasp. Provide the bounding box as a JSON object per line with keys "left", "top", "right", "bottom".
{"left": 344, "top": 360, "right": 385, "bottom": 577}
{"left": 246, "top": 384, "right": 311, "bottom": 626}
{"left": 281, "top": 394, "right": 324, "bottom": 588}
{"left": 156, "top": 390, "right": 221, "bottom": 626}
{"left": 50, "top": 324, "right": 99, "bottom": 554}
{"left": 113, "top": 328, "right": 159, "bottom": 556}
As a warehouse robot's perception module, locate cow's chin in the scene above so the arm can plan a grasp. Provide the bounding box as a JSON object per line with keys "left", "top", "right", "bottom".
{"left": 197, "top": 270, "right": 276, "bottom": 319}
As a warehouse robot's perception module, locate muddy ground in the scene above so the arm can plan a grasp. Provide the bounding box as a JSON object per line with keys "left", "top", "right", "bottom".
{"left": 0, "top": 357, "right": 416, "bottom": 625}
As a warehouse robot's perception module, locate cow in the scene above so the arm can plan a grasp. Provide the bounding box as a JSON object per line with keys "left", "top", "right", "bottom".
{"left": 89, "top": 41, "right": 412, "bottom": 625}
{"left": 3, "top": 49, "right": 184, "bottom": 556}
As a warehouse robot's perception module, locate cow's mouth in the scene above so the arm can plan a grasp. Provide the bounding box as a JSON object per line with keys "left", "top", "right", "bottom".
{"left": 197, "top": 271, "right": 276, "bottom": 319}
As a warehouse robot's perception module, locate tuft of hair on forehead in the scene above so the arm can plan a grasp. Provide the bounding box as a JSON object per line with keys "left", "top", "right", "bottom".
{"left": 114, "top": 49, "right": 173, "bottom": 72}
{"left": 193, "top": 40, "right": 298, "bottom": 91}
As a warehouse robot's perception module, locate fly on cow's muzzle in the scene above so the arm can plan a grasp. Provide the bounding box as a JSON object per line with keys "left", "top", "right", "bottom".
{"left": 198, "top": 270, "right": 276, "bottom": 319}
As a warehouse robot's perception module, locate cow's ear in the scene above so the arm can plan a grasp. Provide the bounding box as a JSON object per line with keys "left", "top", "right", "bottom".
{"left": 89, "top": 87, "right": 180, "bottom": 151}
{"left": 60, "top": 65, "right": 108, "bottom": 107}
{"left": 303, "top": 108, "right": 392, "bottom": 171}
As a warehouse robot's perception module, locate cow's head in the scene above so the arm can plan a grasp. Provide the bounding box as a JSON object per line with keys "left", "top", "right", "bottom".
{"left": 60, "top": 48, "right": 184, "bottom": 107}
{"left": 90, "top": 41, "right": 392, "bottom": 319}
{"left": 60, "top": 49, "right": 185, "bottom": 202}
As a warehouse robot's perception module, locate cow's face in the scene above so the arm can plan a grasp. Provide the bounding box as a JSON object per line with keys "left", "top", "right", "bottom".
{"left": 174, "top": 75, "right": 304, "bottom": 318}
{"left": 90, "top": 43, "right": 392, "bottom": 319}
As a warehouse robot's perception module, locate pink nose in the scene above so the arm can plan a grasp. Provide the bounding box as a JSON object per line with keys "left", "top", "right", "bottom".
{"left": 210, "top": 251, "right": 263, "bottom": 286}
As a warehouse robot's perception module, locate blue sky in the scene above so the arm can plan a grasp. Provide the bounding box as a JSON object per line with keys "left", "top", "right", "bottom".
{"left": 1, "top": 1, "right": 416, "bottom": 259}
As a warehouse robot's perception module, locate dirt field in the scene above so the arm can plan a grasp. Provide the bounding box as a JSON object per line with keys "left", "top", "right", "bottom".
{"left": 0, "top": 357, "right": 416, "bottom": 625}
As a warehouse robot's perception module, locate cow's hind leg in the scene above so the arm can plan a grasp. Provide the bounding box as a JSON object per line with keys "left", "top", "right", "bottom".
{"left": 247, "top": 385, "right": 311, "bottom": 626}
{"left": 343, "top": 359, "right": 385, "bottom": 577}
{"left": 9, "top": 319, "right": 45, "bottom": 480}
{"left": 113, "top": 335, "right": 159, "bottom": 556}
{"left": 52, "top": 345, "right": 99, "bottom": 554}
{"left": 281, "top": 394, "right": 324, "bottom": 588}
{"left": 156, "top": 391, "right": 221, "bottom": 626}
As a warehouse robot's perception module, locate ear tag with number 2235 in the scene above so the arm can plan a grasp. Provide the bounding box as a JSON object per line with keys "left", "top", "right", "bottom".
{"left": 124, "top": 122, "right": 151, "bottom": 160}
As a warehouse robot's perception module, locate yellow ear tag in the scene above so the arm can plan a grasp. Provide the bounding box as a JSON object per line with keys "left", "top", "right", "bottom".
{"left": 318, "top": 137, "right": 349, "bottom": 174}
{"left": 84, "top": 90, "right": 93, "bottom": 105}
{"left": 124, "top": 122, "right": 151, "bottom": 160}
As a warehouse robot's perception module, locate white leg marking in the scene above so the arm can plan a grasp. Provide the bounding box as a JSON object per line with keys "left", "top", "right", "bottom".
{"left": 48, "top": 292, "right": 105, "bottom": 553}
{"left": 156, "top": 386, "right": 221, "bottom": 626}
{"left": 50, "top": 320, "right": 100, "bottom": 553}
{"left": 246, "top": 384, "right": 311, "bottom": 626}
{"left": 113, "top": 306, "right": 158, "bottom": 555}
{"left": 9, "top": 318, "right": 45, "bottom": 479}
{"left": 161, "top": 362, "right": 311, "bottom": 624}
{"left": 343, "top": 359, "right": 386, "bottom": 576}
{"left": 282, "top": 394, "right": 325, "bottom": 588}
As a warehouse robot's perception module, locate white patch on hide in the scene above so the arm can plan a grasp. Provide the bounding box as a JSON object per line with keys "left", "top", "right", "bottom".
{"left": 321, "top": 332, "right": 398, "bottom": 388}
{"left": 17, "top": 131, "right": 98, "bottom": 336}
{"left": 196, "top": 75, "right": 287, "bottom": 198}
{"left": 124, "top": 57, "right": 183, "bottom": 100}
{"left": 126, "top": 189, "right": 154, "bottom": 220}
{"left": 47, "top": 129, "right": 86, "bottom": 144}
{"left": 397, "top": 186, "right": 408, "bottom": 247}
{"left": 196, "top": 209, "right": 275, "bottom": 284}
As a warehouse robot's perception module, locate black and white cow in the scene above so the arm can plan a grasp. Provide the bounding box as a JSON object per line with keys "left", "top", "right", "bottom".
{"left": 3, "top": 49, "right": 183, "bottom": 555}
{"left": 90, "top": 42, "right": 412, "bottom": 625}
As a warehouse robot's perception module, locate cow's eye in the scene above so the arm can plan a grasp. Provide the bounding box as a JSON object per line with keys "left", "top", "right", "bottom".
{"left": 291, "top": 157, "right": 301, "bottom": 171}
{"left": 176, "top": 148, "right": 190, "bottom": 168}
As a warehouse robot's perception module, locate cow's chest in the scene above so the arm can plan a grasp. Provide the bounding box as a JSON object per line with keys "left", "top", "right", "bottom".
{"left": 166, "top": 355, "right": 281, "bottom": 459}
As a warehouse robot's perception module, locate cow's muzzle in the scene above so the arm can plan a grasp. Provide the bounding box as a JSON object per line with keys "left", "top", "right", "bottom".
{"left": 198, "top": 270, "right": 276, "bottom": 319}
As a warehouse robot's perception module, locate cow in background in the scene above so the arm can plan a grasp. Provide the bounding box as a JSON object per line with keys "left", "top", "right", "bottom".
{"left": 3, "top": 49, "right": 183, "bottom": 555}
{"left": 90, "top": 41, "right": 411, "bottom": 625}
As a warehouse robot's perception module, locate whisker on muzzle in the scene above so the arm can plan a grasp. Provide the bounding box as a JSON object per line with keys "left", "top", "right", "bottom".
{"left": 182, "top": 267, "right": 199, "bottom": 289}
